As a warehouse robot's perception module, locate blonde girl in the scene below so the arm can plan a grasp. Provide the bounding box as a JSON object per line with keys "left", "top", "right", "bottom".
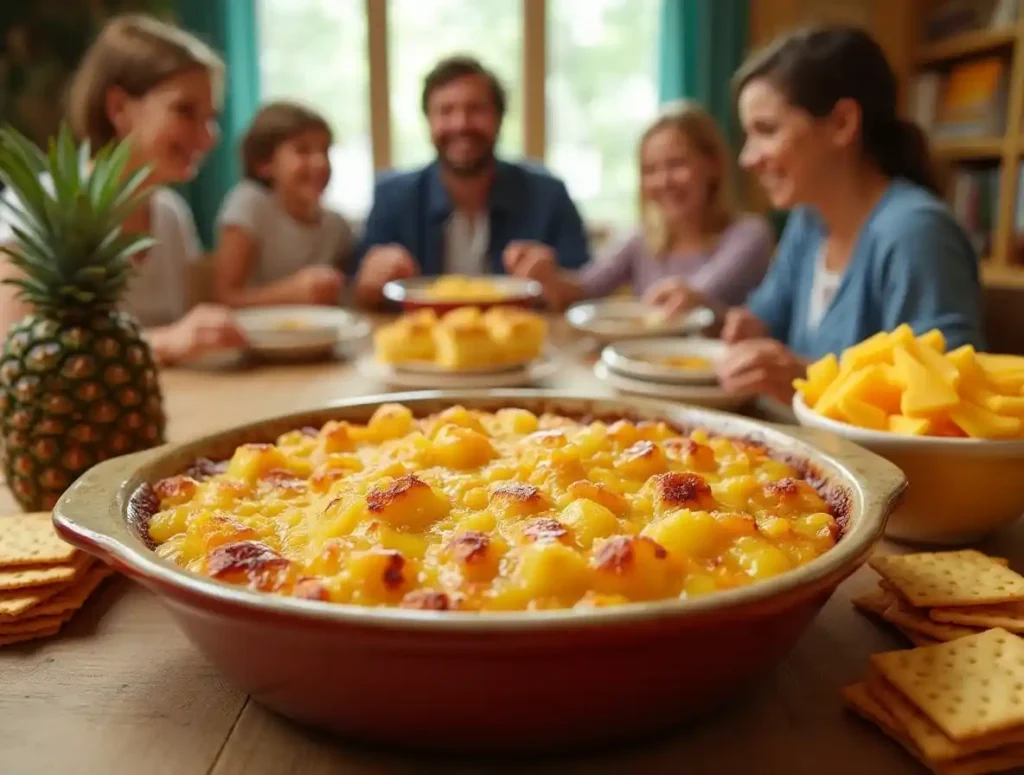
{"left": 509, "top": 100, "right": 773, "bottom": 309}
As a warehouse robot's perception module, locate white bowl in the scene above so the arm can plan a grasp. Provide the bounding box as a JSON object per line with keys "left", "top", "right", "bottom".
{"left": 235, "top": 306, "right": 371, "bottom": 360}
{"left": 565, "top": 299, "right": 715, "bottom": 343}
{"left": 793, "top": 394, "right": 1024, "bottom": 544}
{"left": 601, "top": 337, "right": 725, "bottom": 385}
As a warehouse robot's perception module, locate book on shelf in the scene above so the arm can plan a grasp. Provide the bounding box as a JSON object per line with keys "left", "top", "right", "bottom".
{"left": 949, "top": 165, "right": 1000, "bottom": 257}
{"left": 909, "top": 72, "right": 942, "bottom": 131}
{"left": 924, "top": 0, "right": 1020, "bottom": 41}
{"left": 933, "top": 56, "right": 1009, "bottom": 137}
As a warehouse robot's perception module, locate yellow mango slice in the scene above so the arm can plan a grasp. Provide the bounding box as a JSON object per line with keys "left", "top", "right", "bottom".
{"left": 908, "top": 339, "right": 960, "bottom": 389}
{"left": 837, "top": 396, "right": 887, "bottom": 430}
{"left": 893, "top": 344, "right": 960, "bottom": 418}
{"left": 797, "top": 353, "right": 840, "bottom": 406}
{"left": 948, "top": 400, "right": 1022, "bottom": 439}
{"left": 976, "top": 353, "right": 1024, "bottom": 372}
{"left": 887, "top": 415, "right": 932, "bottom": 436}
{"left": 946, "top": 344, "right": 979, "bottom": 377}
{"left": 916, "top": 329, "right": 946, "bottom": 352}
{"left": 839, "top": 331, "right": 892, "bottom": 371}
{"left": 988, "top": 394, "right": 1024, "bottom": 417}
{"left": 815, "top": 368, "right": 876, "bottom": 420}
{"left": 981, "top": 367, "right": 1024, "bottom": 395}
{"left": 888, "top": 324, "right": 917, "bottom": 351}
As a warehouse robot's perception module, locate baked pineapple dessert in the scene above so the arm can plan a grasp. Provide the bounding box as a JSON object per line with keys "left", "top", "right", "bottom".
{"left": 433, "top": 310, "right": 502, "bottom": 370}
{"left": 374, "top": 310, "right": 437, "bottom": 364}
{"left": 483, "top": 307, "right": 547, "bottom": 364}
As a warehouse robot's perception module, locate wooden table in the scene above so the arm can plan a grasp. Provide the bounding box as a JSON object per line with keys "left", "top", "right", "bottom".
{"left": 2, "top": 323, "right": 1019, "bottom": 775}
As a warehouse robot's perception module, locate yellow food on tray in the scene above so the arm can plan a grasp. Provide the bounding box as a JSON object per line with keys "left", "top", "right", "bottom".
{"left": 146, "top": 405, "right": 840, "bottom": 611}
{"left": 374, "top": 307, "right": 547, "bottom": 369}
{"left": 794, "top": 324, "right": 1024, "bottom": 439}
{"left": 423, "top": 275, "right": 510, "bottom": 302}
{"left": 651, "top": 355, "right": 713, "bottom": 370}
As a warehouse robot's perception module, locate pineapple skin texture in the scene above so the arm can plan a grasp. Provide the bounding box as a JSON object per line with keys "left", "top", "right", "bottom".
{"left": 0, "top": 310, "right": 167, "bottom": 510}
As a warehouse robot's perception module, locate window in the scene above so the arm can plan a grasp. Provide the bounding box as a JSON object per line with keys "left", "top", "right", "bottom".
{"left": 257, "top": 0, "right": 373, "bottom": 217}
{"left": 547, "top": 0, "right": 660, "bottom": 226}
{"left": 388, "top": 0, "right": 523, "bottom": 167}
{"left": 257, "top": 0, "right": 659, "bottom": 227}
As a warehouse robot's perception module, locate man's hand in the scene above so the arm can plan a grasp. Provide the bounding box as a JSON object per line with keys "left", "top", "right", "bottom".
{"left": 502, "top": 240, "right": 556, "bottom": 283}
{"left": 716, "top": 337, "right": 807, "bottom": 403}
{"left": 354, "top": 244, "right": 419, "bottom": 306}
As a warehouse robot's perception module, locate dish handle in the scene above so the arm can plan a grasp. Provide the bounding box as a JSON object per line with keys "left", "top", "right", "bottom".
{"left": 52, "top": 446, "right": 168, "bottom": 563}
{"left": 772, "top": 423, "right": 908, "bottom": 515}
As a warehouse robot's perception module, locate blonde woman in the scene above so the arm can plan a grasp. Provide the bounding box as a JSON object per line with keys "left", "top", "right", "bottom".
{"left": 509, "top": 100, "right": 773, "bottom": 309}
{"left": 0, "top": 14, "right": 246, "bottom": 365}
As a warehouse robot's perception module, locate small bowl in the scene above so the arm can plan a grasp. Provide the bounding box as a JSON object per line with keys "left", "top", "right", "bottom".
{"left": 566, "top": 299, "right": 715, "bottom": 343}
{"left": 383, "top": 276, "right": 542, "bottom": 313}
{"left": 235, "top": 306, "right": 371, "bottom": 362}
{"left": 793, "top": 394, "right": 1024, "bottom": 545}
{"left": 601, "top": 337, "right": 725, "bottom": 385}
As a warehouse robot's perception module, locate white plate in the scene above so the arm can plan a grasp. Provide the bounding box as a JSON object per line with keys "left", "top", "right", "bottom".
{"left": 601, "top": 337, "right": 725, "bottom": 385}
{"left": 391, "top": 354, "right": 541, "bottom": 376}
{"left": 593, "top": 362, "right": 753, "bottom": 412}
{"left": 565, "top": 299, "right": 715, "bottom": 342}
{"left": 358, "top": 351, "right": 562, "bottom": 389}
{"left": 236, "top": 306, "right": 371, "bottom": 359}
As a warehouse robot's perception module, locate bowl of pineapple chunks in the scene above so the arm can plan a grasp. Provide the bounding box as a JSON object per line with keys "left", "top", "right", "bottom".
{"left": 793, "top": 324, "right": 1024, "bottom": 545}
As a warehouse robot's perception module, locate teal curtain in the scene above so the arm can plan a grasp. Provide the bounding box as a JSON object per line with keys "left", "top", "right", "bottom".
{"left": 175, "top": 0, "right": 260, "bottom": 248}
{"left": 657, "top": 0, "right": 748, "bottom": 152}
{"left": 658, "top": 0, "right": 788, "bottom": 239}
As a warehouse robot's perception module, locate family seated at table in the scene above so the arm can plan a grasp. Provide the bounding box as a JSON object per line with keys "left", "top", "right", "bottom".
{"left": 0, "top": 15, "right": 985, "bottom": 402}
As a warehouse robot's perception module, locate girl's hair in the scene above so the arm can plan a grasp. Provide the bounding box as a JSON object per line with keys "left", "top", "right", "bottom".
{"left": 734, "top": 25, "right": 938, "bottom": 194}
{"left": 241, "top": 101, "right": 333, "bottom": 185}
{"left": 639, "top": 100, "right": 737, "bottom": 257}
{"left": 68, "top": 14, "right": 224, "bottom": 149}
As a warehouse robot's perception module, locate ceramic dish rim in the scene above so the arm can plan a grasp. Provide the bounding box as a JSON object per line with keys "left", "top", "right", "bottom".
{"left": 53, "top": 389, "right": 904, "bottom": 632}
{"left": 236, "top": 306, "right": 372, "bottom": 347}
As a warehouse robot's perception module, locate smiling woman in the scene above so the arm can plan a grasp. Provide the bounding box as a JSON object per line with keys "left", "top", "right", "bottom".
{"left": 706, "top": 24, "right": 985, "bottom": 403}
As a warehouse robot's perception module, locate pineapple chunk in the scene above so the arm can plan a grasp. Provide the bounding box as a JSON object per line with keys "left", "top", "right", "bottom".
{"left": 988, "top": 395, "right": 1024, "bottom": 417}
{"left": 641, "top": 509, "right": 729, "bottom": 559}
{"left": 837, "top": 395, "right": 887, "bottom": 430}
{"left": 226, "top": 443, "right": 289, "bottom": 483}
{"left": 797, "top": 353, "right": 840, "bottom": 405}
{"left": 893, "top": 344, "right": 959, "bottom": 418}
{"left": 429, "top": 424, "right": 497, "bottom": 469}
{"left": 946, "top": 345, "right": 981, "bottom": 385}
{"left": 815, "top": 365, "right": 893, "bottom": 419}
{"left": 838, "top": 330, "right": 893, "bottom": 372}
{"left": 560, "top": 498, "right": 620, "bottom": 549}
{"left": 909, "top": 340, "right": 959, "bottom": 388}
{"left": 590, "top": 535, "right": 681, "bottom": 601}
{"left": 917, "top": 328, "right": 946, "bottom": 352}
{"left": 948, "top": 400, "right": 1022, "bottom": 439}
{"left": 364, "top": 474, "right": 451, "bottom": 531}
{"left": 887, "top": 415, "right": 932, "bottom": 436}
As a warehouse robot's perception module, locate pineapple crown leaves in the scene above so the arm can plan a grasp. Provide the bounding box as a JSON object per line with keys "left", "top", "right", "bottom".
{"left": 0, "top": 123, "right": 157, "bottom": 313}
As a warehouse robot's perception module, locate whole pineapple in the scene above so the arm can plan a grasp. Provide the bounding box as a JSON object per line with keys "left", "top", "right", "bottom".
{"left": 0, "top": 125, "right": 166, "bottom": 511}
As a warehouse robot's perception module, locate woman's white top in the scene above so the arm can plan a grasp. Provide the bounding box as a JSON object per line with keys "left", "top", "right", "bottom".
{"left": 0, "top": 178, "right": 199, "bottom": 328}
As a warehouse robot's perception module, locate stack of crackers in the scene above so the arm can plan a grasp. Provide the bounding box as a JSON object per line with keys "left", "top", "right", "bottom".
{"left": 0, "top": 512, "right": 112, "bottom": 646}
{"left": 853, "top": 549, "right": 1024, "bottom": 646}
{"left": 844, "top": 549, "right": 1024, "bottom": 773}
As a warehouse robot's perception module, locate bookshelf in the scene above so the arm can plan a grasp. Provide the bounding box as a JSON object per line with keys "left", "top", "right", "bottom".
{"left": 909, "top": 0, "right": 1024, "bottom": 289}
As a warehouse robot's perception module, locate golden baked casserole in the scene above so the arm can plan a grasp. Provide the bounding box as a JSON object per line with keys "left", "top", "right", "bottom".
{"left": 148, "top": 405, "right": 840, "bottom": 611}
